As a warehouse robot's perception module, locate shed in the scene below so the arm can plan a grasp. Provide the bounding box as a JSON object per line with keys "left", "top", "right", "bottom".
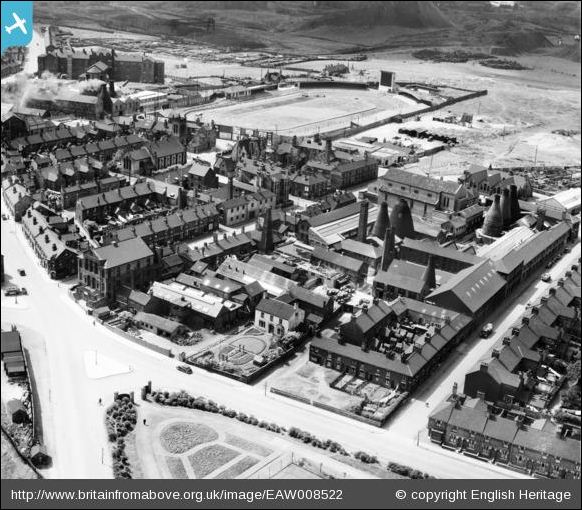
{"left": 7, "top": 399, "right": 28, "bottom": 424}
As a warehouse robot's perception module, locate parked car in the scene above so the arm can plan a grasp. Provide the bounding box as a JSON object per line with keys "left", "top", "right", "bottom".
{"left": 4, "top": 287, "right": 20, "bottom": 297}
{"left": 1, "top": 214, "right": 8, "bottom": 220}
{"left": 177, "top": 365, "right": 193, "bottom": 375}
{"left": 480, "top": 323, "right": 494, "bottom": 338}
{"left": 541, "top": 273, "right": 552, "bottom": 283}
{"left": 18, "top": 269, "right": 26, "bottom": 276}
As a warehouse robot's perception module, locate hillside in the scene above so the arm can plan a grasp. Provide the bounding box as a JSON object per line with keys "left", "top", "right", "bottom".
{"left": 34, "top": 1, "right": 581, "bottom": 57}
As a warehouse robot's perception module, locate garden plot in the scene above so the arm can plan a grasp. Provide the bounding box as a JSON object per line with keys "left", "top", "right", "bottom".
{"left": 160, "top": 422, "right": 218, "bottom": 454}
{"left": 132, "top": 404, "right": 376, "bottom": 479}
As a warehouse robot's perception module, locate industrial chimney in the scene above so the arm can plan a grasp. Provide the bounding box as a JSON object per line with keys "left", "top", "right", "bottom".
{"left": 482, "top": 194, "right": 503, "bottom": 237}
{"left": 500, "top": 188, "right": 512, "bottom": 227}
{"left": 357, "top": 199, "right": 369, "bottom": 243}
{"left": 509, "top": 184, "right": 520, "bottom": 223}
{"left": 381, "top": 226, "right": 395, "bottom": 272}
{"left": 372, "top": 200, "right": 390, "bottom": 239}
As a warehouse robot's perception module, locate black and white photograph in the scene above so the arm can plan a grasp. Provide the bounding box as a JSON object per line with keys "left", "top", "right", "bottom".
{"left": 1, "top": 1, "right": 581, "bottom": 508}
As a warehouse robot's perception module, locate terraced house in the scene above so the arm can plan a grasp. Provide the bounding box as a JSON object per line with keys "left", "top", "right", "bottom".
{"left": 21, "top": 207, "right": 78, "bottom": 279}
{"left": 103, "top": 204, "right": 220, "bottom": 247}
{"left": 310, "top": 298, "right": 473, "bottom": 392}
{"left": 429, "top": 397, "right": 580, "bottom": 479}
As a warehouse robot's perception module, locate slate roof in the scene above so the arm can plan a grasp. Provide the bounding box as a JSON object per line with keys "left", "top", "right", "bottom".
{"left": 311, "top": 246, "right": 365, "bottom": 273}
{"left": 92, "top": 237, "right": 153, "bottom": 269}
{"left": 426, "top": 260, "right": 506, "bottom": 314}
{"left": 257, "top": 298, "right": 297, "bottom": 320}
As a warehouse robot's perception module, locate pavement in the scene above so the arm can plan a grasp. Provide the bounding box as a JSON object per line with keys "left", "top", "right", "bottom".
{"left": 4, "top": 198, "right": 575, "bottom": 479}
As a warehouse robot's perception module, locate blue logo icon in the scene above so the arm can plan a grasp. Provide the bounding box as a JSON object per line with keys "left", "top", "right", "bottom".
{"left": 2, "top": 1, "right": 33, "bottom": 53}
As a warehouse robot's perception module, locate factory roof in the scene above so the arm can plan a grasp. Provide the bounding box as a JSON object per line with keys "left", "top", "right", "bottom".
{"left": 426, "top": 259, "right": 506, "bottom": 314}
{"left": 311, "top": 247, "right": 365, "bottom": 273}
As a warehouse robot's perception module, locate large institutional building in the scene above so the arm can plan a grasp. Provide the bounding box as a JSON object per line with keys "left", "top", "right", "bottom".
{"left": 38, "top": 47, "right": 165, "bottom": 84}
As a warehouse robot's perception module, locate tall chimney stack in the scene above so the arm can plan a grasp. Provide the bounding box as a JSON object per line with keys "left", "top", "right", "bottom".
{"left": 500, "top": 188, "right": 512, "bottom": 227}
{"left": 372, "top": 200, "right": 390, "bottom": 239}
{"left": 357, "top": 199, "right": 369, "bottom": 243}
{"left": 509, "top": 184, "right": 520, "bottom": 222}
{"left": 381, "top": 226, "right": 395, "bottom": 272}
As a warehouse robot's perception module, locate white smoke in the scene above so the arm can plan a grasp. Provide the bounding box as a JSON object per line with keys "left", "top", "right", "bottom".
{"left": 75, "top": 79, "right": 106, "bottom": 95}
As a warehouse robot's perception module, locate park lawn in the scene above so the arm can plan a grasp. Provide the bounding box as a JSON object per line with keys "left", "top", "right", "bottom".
{"left": 160, "top": 422, "right": 218, "bottom": 454}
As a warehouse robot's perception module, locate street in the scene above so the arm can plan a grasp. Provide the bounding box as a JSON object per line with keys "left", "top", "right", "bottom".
{"left": 2, "top": 198, "right": 569, "bottom": 479}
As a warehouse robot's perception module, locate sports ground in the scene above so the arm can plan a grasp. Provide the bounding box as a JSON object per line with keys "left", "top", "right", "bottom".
{"left": 191, "top": 89, "right": 419, "bottom": 136}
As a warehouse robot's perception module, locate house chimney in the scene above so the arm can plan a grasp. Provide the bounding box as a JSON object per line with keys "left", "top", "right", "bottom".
{"left": 228, "top": 176, "right": 234, "bottom": 200}
{"left": 548, "top": 288, "right": 556, "bottom": 296}
{"left": 502, "top": 337, "right": 511, "bottom": 346}
{"left": 434, "top": 324, "right": 442, "bottom": 334}
{"left": 492, "top": 349, "right": 500, "bottom": 359}
{"left": 424, "top": 333, "right": 432, "bottom": 344}
{"left": 540, "top": 296, "right": 549, "bottom": 304}
{"left": 531, "top": 306, "right": 539, "bottom": 315}
{"left": 480, "top": 362, "right": 488, "bottom": 372}
{"left": 361, "top": 338, "right": 369, "bottom": 352}
{"left": 565, "top": 270, "right": 572, "bottom": 278}
{"left": 357, "top": 199, "right": 369, "bottom": 243}
{"left": 521, "top": 316, "right": 529, "bottom": 326}
{"left": 413, "top": 343, "right": 422, "bottom": 353}
{"left": 557, "top": 278, "right": 565, "bottom": 287}
{"left": 476, "top": 390, "right": 486, "bottom": 400}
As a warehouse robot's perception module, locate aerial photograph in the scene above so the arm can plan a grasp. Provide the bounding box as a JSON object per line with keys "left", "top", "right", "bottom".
{"left": 1, "top": 0, "right": 581, "bottom": 508}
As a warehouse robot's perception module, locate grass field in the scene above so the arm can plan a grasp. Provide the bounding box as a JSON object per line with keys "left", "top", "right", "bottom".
{"left": 193, "top": 89, "right": 417, "bottom": 135}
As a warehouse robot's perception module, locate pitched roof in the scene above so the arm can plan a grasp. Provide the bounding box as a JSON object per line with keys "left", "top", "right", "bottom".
{"left": 257, "top": 298, "right": 297, "bottom": 320}
{"left": 92, "top": 237, "right": 153, "bottom": 269}
{"left": 426, "top": 259, "right": 506, "bottom": 314}
{"left": 381, "top": 167, "right": 461, "bottom": 194}
{"left": 134, "top": 312, "right": 182, "bottom": 334}
{"left": 311, "top": 246, "right": 365, "bottom": 273}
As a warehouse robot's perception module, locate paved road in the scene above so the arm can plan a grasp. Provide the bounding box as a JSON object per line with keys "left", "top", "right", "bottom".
{"left": 1, "top": 202, "right": 541, "bottom": 479}
{"left": 387, "top": 240, "right": 582, "bottom": 439}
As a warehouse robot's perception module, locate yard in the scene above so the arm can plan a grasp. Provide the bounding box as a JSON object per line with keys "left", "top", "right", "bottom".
{"left": 188, "top": 327, "right": 292, "bottom": 381}
{"left": 271, "top": 360, "right": 406, "bottom": 424}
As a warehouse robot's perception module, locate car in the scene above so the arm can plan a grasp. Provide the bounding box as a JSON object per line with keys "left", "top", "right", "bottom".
{"left": 1, "top": 214, "right": 8, "bottom": 220}
{"left": 18, "top": 269, "right": 26, "bottom": 276}
{"left": 541, "top": 273, "right": 552, "bottom": 283}
{"left": 177, "top": 364, "right": 193, "bottom": 375}
{"left": 4, "top": 287, "right": 20, "bottom": 297}
{"left": 480, "top": 323, "right": 494, "bottom": 338}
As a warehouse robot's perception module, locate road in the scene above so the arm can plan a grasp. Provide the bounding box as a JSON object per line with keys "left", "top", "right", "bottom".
{"left": 1, "top": 199, "right": 559, "bottom": 479}
{"left": 387, "top": 239, "right": 581, "bottom": 438}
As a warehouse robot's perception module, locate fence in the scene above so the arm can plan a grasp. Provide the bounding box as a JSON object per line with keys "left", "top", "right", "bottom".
{"left": 245, "top": 451, "right": 294, "bottom": 479}
{"left": 101, "top": 322, "right": 172, "bottom": 358}
{"left": 22, "top": 348, "right": 43, "bottom": 444}
{"left": 0, "top": 427, "right": 43, "bottom": 479}
{"left": 269, "top": 387, "right": 386, "bottom": 427}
